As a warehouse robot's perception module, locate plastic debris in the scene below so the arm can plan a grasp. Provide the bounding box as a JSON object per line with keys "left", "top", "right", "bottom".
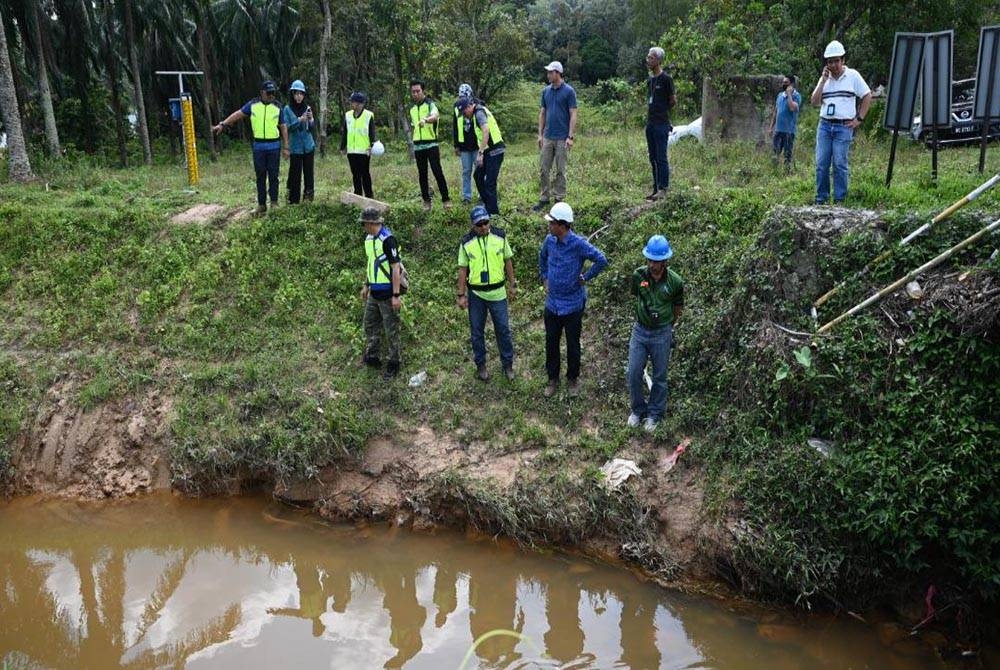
{"left": 905, "top": 280, "right": 924, "bottom": 299}
{"left": 669, "top": 117, "right": 703, "bottom": 146}
{"left": 807, "top": 438, "right": 836, "bottom": 458}
{"left": 662, "top": 437, "right": 691, "bottom": 473}
{"left": 599, "top": 459, "right": 642, "bottom": 491}
{"left": 408, "top": 370, "right": 428, "bottom": 387}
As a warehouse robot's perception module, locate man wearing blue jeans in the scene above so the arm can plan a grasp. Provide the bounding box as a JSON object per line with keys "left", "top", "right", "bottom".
{"left": 457, "top": 206, "right": 516, "bottom": 381}
{"left": 810, "top": 40, "right": 871, "bottom": 205}
{"left": 767, "top": 75, "right": 801, "bottom": 171}
{"left": 453, "top": 83, "right": 479, "bottom": 204}
{"left": 213, "top": 80, "right": 288, "bottom": 214}
{"left": 627, "top": 235, "right": 684, "bottom": 433}
{"left": 645, "top": 47, "right": 676, "bottom": 200}
{"left": 458, "top": 97, "right": 505, "bottom": 216}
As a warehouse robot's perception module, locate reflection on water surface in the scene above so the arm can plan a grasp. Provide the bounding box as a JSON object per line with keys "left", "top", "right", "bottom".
{"left": 0, "top": 495, "right": 939, "bottom": 669}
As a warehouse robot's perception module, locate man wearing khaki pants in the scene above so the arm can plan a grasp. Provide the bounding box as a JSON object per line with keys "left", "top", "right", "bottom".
{"left": 532, "top": 61, "right": 578, "bottom": 212}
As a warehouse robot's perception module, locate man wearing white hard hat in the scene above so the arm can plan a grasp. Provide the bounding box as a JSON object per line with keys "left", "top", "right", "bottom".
{"left": 810, "top": 40, "right": 871, "bottom": 205}
{"left": 627, "top": 235, "right": 683, "bottom": 433}
{"left": 538, "top": 202, "right": 608, "bottom": 398}
{"left": 341, "top": 91, "right": 378, "bottom": 199}
{"left": 532, "top": 61, "right": 578, "bottom": 212}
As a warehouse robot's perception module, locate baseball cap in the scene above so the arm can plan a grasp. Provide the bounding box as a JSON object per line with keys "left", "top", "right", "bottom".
{"left": 544, "top": 61, "right": 564, "bottom": 73}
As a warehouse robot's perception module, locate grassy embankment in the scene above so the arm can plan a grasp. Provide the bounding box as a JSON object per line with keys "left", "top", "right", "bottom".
{"left": 1, "top": 86, "right": 998, "bottom": 610}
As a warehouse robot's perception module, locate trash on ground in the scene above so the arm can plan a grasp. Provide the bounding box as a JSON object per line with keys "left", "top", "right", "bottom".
{"left": 600, "top": 459, "right": 642, "bottom": 490}
{"left": 807, "top": 437, "right": 837, "bottom": 458}
{"left": 408, "top": 370, "right": 428, "bottom": 387}
{"left": 662, "top": 437, "right": 691, "bottom": 473}
{"left": 905, "top": 281, "right": 924, "bottom": 299}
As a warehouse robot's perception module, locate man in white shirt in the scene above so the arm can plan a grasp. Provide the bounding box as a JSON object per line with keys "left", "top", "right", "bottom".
{"left": 810, "top": 40, "right": 872, "bottom": 205}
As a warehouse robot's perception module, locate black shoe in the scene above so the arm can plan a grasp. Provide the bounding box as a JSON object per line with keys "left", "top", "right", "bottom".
{"left": 362, "top": 355, "right": 381, "bottom": 368}
{"left": 382, "top": 362, "right": 400, "bottom": 380}
{"left": 531, "top": 200, "right": 550, "bottom": 213}
{"left": 645, "top": 191, "right": 658, "bottom": 201}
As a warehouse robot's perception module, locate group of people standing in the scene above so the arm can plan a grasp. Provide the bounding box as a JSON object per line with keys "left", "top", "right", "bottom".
{"left": 766, "top": 39, "right": 873, "bottom": 205}
{"left": 358, "top": 197, "right": 683, "bottom": 433}
{"left": 213, "top": 46, "right": 680, "bottom": 216}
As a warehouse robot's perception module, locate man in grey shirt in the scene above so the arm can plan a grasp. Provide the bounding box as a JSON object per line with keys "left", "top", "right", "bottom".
{"left": 532, "top": 61, "right": 578, "bottom": 212}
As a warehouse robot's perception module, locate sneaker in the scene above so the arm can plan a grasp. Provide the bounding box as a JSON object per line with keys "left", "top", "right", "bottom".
{"left": 462, "top": 198, "right": 472, "bottom": 205}
{"left": 382, "top": 362, "right": 400, "bottom": 380}
{"left": 303, "top": 192, "right": 314, "bottom": 202}
{"left": 627, "top": 413, "right": 642, "bottom": 428}
{"left": 645, "top": 190, "right": 659, "bottom": 201}
{"left": 543, "top": 380, "right": 558, "bottom": 398}
{"left": 566, "top": 378, "right": 579, "bottom": 397}
{"left": 443, "top": 200, "right": 453, "bottom": 210}
{"left": 643, "top": 417, "right": 658, "bottom": 433}
{"left": 362, "top": 355, "right": 381, "bottom": 368}
{"left": 531, "top": 200, "right": 550, "bottom": 213}
{"left": 254, "top": 204, "right": 267, "bottom": 214}
{"left": 476, "top": 364, "right": 490, "bottom": 381}
{"left": 503, "top": 366, "right": 515, "bottom": 381}
{"left": 422, "top": 201, "right": 432, "bottom": 211}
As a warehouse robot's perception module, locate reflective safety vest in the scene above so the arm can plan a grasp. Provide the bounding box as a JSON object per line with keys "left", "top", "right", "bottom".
{"left": 346, "top": 109, "right": 374, "bottom": 153}
{"left": 471, "top": 105, "right": 503, "bottom": 149}
{"left": 410, "top": 100, "right": 438, "bottom": 142}
{"left": 461, "top": 227, "right": 508, "bottom": 290}
{"left": 365, "top": 226, "right": 396, "bottom": 291}
{"left": 250, "top": 100, "right": 281, "bottom": 141}
{"left": 455, "top": 105, "right": 469, "bottom": 144}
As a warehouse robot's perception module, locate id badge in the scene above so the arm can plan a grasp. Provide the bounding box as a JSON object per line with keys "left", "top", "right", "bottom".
{"left": 480, "top": 270, "right": 489, "bottom": 283}
{"left": 648, "top": 96, "right": 653, "bottom": 105}
{"left": 826, "top": 103, "right": 836, "bottom": 117}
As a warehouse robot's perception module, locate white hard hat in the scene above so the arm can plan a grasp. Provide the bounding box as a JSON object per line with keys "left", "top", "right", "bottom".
{"left": 823, "top": 40, "right": 846, "bottom": 58}
{"left": 371, "top": 140, "right": 385, "bottom": 157}
{"left": 544, "top": 201, "right": 574, "bottom": 224}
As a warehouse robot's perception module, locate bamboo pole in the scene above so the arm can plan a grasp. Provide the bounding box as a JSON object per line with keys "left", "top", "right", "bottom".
{"left": 816, "top": 216, "right": 1000, "bottom": 334}
{"left": 813, "top": 172, "right": 1000, "bottom": 310}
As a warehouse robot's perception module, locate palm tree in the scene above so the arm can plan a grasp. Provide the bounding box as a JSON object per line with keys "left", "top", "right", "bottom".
{"left": 0, "top": 4, "right": 35, "bottom": 182}
{"left": 27, "top": 0, "right": 61, "bottom": 157}
{"left": 122, "top": 0, "right": 152, "bottom": 164}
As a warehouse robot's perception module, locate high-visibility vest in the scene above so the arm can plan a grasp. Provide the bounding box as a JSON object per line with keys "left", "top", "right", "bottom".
{"left": 346, "top": 109, "right": 374, "bottom": 153}
{"left": 455, "top": 105, "right": 468, "bottom": 144}
{"left": 461, "top": 227, "right": 508, "bottom": 291}
{"left": 410, "top": 100, "right": 438, "bottom": 142}
{"left": 471, "top": 105, "right": 503, "bottom": 149}
{"left": 365, "top": 226, "right": 396, "bottom": 291}
{"left": 250, "top": 100, "right": 281, "bottom": 141}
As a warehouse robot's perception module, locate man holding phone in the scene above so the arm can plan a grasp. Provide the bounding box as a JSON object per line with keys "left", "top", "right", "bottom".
{"left": 810, "top": 40, "right": 871, "bottom": 205}
{"left": 767, "top": 74, "right": 800, "bottom": 171}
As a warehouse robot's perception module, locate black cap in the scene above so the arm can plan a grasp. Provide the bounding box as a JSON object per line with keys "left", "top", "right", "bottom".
{"left": 261, "top": 80, "right": 277, "bottom": 93}
{"left": 350, "top": 91, "right": 367, "bottom": 104}
{"left": 359, "top": 207, "right": 383, "bottom": 223}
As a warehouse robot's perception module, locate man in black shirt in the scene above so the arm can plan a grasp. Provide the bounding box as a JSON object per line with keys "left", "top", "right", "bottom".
{"left": 645, "top": 47, "right": 676, "bottom": 200}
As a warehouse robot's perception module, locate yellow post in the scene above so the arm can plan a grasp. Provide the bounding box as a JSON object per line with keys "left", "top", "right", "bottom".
{"left": 180, "top": 94, "right": 199, "bottom": 185}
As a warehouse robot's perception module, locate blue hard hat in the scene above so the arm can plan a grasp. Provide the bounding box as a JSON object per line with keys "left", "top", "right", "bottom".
{"left": 289, "top": 79, "right": 306, "bottom": 93}
{"left": 470, "top": 206, "right": 490, "bottom": 224}
{"left": 643, "top": 234, "right": 673, "bottom": 261}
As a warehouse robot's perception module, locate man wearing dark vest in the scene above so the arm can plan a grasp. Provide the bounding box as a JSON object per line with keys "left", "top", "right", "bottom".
{"left": 213, "top": 80, "right": 290, "bottom": 214}
{"left": 457, "top": 206, "right": 516, "bottom": 381}
{"left": 457, "top": 97, "right": 505, "bottom": 216}
{"left": 409, "top": 80, "right": 452, "bottom": 211}
{"left": 360, "top": 208, "right": 403, "bottom": 380}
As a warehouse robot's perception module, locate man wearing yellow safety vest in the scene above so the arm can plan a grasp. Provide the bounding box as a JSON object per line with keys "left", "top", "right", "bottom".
{"left": 341, "top": 91, "right": 377, "bottom": 199}
{"left": 213, "top": 80, "right": 290, "bottom": 214}
{"left": 359, "top": 207, "right": 403, "bottom": 380}
{"left": 457, "top": 97, "right": 505, "bottom": 216}
{"left": 408, "top": 80, "right": 452, "bottom": 211}
{"left": 453, "top": 83, "right": 479, "bottom": 204}
{"left": 457, "top": 206, "right": 517, "bottom": 381}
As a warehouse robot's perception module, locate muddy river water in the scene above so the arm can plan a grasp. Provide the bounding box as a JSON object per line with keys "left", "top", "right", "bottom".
{"left": 0, "top": 495, "right": 946, "bottom": 669}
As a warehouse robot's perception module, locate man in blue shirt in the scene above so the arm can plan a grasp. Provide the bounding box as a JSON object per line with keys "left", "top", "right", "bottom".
{"left": 213, "top": 80, "right": 289, "bottom": 214}
{"left": 538, "top": 202, "right": 608, "bottom": 398}
{"left": 533, "top": 61, "right": 578, "bottom": 212}
{"left": 767, "top": 74, "right": 801, "bottom": 171}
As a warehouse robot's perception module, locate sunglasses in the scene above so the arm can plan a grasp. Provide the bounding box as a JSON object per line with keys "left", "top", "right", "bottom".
{"left": 474, "top": 221, "right": 489, "bottom": 227}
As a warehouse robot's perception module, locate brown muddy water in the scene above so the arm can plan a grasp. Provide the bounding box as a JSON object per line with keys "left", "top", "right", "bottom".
{"left": 0, "top": 495, "right": 944, "bottom": 669}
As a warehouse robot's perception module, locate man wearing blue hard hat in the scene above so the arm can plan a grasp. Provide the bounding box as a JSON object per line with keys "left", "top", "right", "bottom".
{"left": 456, "top": 206, "right": 517, "bottom": 381}
{"left": 627, "top": 234, "right": 683, "bottom": 433}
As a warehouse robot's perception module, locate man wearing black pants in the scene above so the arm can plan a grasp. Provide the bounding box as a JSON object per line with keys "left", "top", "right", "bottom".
{"left": 409, "top": 80, "right": 451, "bottom": 211}
{"left": 341, "top": 91, "right": 376, "bottom": 198}
{"left": 457, "top": 97, "right": 505, "bottom": 215}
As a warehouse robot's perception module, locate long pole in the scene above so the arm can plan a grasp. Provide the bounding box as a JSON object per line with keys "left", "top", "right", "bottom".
{"left": 817, "top": 216, "right": 1000, "bottom": 334}
{"left": 813, "top": 172, "right": 1000, "bottom": 310}
{"left": 978, "top": 33, "right": 998, "bottom": 175}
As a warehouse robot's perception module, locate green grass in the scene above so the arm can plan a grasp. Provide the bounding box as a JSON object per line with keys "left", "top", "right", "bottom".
{"left": 2, "top": 90, "right": 999, "bottom": 607}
